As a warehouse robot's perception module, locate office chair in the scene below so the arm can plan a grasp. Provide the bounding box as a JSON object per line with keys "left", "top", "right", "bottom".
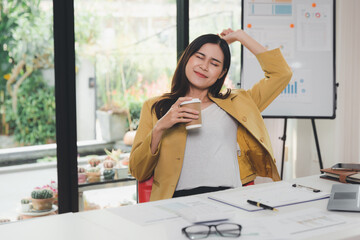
{"left": 137, "top": 177, "right": 255, "bottom": 203}
{"left": 137, "top": 176, "right": 153, "bottom": 203}
{"left": 243, "top": 181, "right": 254, "bottom": 186}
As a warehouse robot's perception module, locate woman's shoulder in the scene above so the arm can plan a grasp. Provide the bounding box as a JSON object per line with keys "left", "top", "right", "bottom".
{"left": 228, "top": 88, "right": 247, "bottom": 98}
{"left": 144, "top": 96, "right": 163, "bottom": 106}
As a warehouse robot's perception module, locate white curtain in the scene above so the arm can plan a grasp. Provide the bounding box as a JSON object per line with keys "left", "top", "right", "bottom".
{"left": 334, "top": 0, "right": 360, "bottom": 163}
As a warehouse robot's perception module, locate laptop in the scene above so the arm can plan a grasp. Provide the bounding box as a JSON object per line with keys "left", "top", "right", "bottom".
{"left": 327, "top": 184, "right": 360, "bottom": 212}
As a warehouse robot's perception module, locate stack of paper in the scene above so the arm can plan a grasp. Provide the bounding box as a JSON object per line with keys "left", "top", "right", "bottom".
{"left": 208, "top": 181, "right": 330, "bottom": 211}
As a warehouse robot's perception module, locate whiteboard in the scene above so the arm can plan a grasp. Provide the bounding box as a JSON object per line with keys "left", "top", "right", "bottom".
{"left": 241, "top": 0, "right": 336, "bottom": 118}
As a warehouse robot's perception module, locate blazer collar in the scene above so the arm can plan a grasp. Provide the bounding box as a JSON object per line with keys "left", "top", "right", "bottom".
{"left": 208, "top": 93, "right": 240, "bottom": 121}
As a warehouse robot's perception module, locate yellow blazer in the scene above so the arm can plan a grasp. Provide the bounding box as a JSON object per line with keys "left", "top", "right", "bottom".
{"left": 129, "top": 48, "right": 292, "bottom": 201}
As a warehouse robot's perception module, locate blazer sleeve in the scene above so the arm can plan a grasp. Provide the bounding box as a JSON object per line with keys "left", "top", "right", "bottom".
{"left": 247, "top": 48, "right": 293, "bottom": 112}
{"left": 129, "top": 99, "right": 162, "bottom": 181}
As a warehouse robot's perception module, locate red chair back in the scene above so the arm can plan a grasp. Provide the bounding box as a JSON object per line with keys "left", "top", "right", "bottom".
{"left": 138, "top": 176, "right": 153, "bottom": 203}
{"left": 243, "top": 181, "right": 254, "bottom": 187}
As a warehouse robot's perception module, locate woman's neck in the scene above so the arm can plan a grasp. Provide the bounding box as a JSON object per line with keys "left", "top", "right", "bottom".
{"left": 185, "top": 89, "right": 211, "bottom": 104}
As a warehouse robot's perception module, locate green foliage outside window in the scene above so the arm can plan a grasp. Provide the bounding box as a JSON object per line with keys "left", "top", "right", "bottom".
{"left": 1, "top": 0, "right": 55, "bottom": 145}
{"left": 2, "top": 0, "right": 177, "bottom": 145}
{"left": 6, "top": 73, "right": 55, "bottom": 145}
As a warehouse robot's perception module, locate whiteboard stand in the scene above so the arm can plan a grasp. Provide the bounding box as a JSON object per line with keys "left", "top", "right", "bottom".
{"left": 280, "top": 118, "right": 324, "bottom": 180}
{"left": 279, "top": 118, "right": 288, "bottom": 179}
{"left": 311, "top": 118, "right": 324, "bottom": 170}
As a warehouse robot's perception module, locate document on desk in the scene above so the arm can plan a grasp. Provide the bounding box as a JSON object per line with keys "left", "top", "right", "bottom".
{"left": 107, "top": 203, "right": 180, "bottom": 225}
{"left": 208, "top": 181, "right": 330, "bottom": 211}
{"left": 157, "top": 196, "right": 235, "bottom": 223}
{"left": 255, "top": 208, "right": 356, "bottom": 239}
{"left": 107, "top": 196, "right": 235, "bottom": 225}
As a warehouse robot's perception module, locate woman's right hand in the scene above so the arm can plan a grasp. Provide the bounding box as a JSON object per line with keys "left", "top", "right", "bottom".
{"left": 150, "top": 97, "right": 199, "bottom": 154}
{"left": 155, "top": 97, "right": 199, "bottom": 131}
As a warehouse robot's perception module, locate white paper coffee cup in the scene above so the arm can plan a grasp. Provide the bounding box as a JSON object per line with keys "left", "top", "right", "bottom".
{"left": 180, "top": 98, "right": 202, "bottom": 130}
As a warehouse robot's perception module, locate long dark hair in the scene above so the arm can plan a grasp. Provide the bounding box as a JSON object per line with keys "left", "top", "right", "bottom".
{"left": 152, "top": 34, "right": 231, "bottom": 119}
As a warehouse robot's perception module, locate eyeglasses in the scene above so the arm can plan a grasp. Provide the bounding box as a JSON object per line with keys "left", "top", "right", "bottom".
{"left": 182, "top": 223, "right": 242, "bottom": 239}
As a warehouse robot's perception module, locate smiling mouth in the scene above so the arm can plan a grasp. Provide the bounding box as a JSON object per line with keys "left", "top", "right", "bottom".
{"left": 194, "top": 71, "right": 208, "bottom": 78}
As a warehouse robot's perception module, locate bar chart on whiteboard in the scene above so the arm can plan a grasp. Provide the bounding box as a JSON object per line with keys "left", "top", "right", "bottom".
{"left": 278, "top": 70, "right": 312, "bottom": 103}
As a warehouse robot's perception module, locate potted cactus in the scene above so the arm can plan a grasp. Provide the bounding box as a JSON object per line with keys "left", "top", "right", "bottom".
{"left": 78, "top": 166, "right": 87, "bottom": 184}
{"left": 21, "top": 198, "right": 31, "bottom": 212}
{"left": 105, "top": 148, "right": 129, "bottom": 179}
{"left": 103, "top": 159, "right": 115, "bottom": 169}
{"left": 103, "top": 169, "right": 115, "bottom": 180}
{"left": 104, "top": 148, "right": 121, "bottom": 165}
{"left": 86, "top": 167, "right": 101, "bottom": 183}
{"left": 103, "top": 157, "right": 115, "bottom": 181}
{"left": 88, "top": 157, "right": 101, "bottom": 167}
{"left": 31, "top": 189, "right": 54, "bottom": 211}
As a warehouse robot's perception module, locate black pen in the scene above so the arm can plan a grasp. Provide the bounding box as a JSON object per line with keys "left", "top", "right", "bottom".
{"left": 247, "top": 200, "right": 278, "bottom": 211}
{"left": 292, "top": 184, "right": 321, "bottom": 193}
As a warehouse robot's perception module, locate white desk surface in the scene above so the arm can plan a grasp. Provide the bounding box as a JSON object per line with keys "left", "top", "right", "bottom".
{"left": 1, "top": 175, "right": 360, "bottom": 240}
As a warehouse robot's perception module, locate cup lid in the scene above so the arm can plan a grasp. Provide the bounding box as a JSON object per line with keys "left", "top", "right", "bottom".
{"left": 180, "top": 98, "right": 201, "bottom": 105}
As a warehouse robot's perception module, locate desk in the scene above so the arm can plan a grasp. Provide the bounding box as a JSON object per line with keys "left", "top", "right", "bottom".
{"left": 1, "top": 175, "right": 359, "bottom": 240}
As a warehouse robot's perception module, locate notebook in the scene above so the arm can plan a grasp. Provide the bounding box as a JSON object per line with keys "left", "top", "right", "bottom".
{"left": 321, "top": 163, "right": 360, "bottom": 184}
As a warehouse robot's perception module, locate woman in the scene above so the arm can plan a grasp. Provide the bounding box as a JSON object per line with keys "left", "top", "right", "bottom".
{"left": 129, "top": 28, "right": 292, "bottom": 201}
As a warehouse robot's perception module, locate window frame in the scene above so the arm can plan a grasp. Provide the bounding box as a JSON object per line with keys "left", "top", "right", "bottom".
{"left": 52, "top": 0, "right": 190, "bottom": 213}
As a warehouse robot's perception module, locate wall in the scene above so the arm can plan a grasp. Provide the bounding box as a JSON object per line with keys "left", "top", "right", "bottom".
{"left": 76, "top": 58, "right": 96, "bottom": 141}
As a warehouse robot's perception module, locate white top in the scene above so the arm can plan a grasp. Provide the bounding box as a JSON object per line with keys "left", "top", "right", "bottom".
{"left": 176, "top": 103, "right": 242, "bottom": 191}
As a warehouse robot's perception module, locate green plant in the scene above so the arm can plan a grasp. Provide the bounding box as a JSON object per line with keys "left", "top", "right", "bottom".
{"left": 21, "top": 198, "right": 30, "bottom": 204}
{"left": 104, "top": 148, "right": 122, "bottom": 163}
{"left": 5, "top": 0, "right": 53, "bottom": 114}
{"left": 1, "top": 0, "right": 55, "bottom": 145}
{"left": 0, "top": 0, "right": 33, "bottom": 134}
{"left": 0, "top": 0, "right": 32, "bottom": 86}
{"left": 88, "top": 157, "right": 101, "bottom": 167}
{"left": 6, "top": 73, "right": 56, "bottom": 145}
{"left": 128, "top": 100, "right": 143, "bottom": 130}
{"left": 31, "top": 189, "right": 53, "bottom": 199}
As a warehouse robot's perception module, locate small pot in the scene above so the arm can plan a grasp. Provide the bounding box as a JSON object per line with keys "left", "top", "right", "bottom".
{"left": 114, "top": 167, "right": 129, "bottom": 179}
{"left": 86, "top": 172, "right": 101, "bottom": 183}
{"left": 31, "top": 198, "right": 54, "bottom": 211}
{"left": 21, "top": 203, "right": 31, "bottom": 212}
{"left": 123, "top": 130, "right": 137, "bottom": 146}
{"left": 78, "top": 172, "right": 87, "bottom": 184}
{"left": 103, "top": 169, "right": 115, "bottom": 180}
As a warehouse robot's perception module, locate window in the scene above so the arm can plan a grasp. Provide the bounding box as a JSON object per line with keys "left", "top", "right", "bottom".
{"left": 0, "top": 0, "right": 57, "bottom": 222}
{"left": 74, "top": 0, "right": 177, "bottom": 211}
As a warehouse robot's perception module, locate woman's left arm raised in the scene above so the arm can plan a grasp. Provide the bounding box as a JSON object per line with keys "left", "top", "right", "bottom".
{"left": 221, "top": 28, "right": 266, "bottom": 55}
{"left": 221, "top": 28, "right": 292, "bottom": 112}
